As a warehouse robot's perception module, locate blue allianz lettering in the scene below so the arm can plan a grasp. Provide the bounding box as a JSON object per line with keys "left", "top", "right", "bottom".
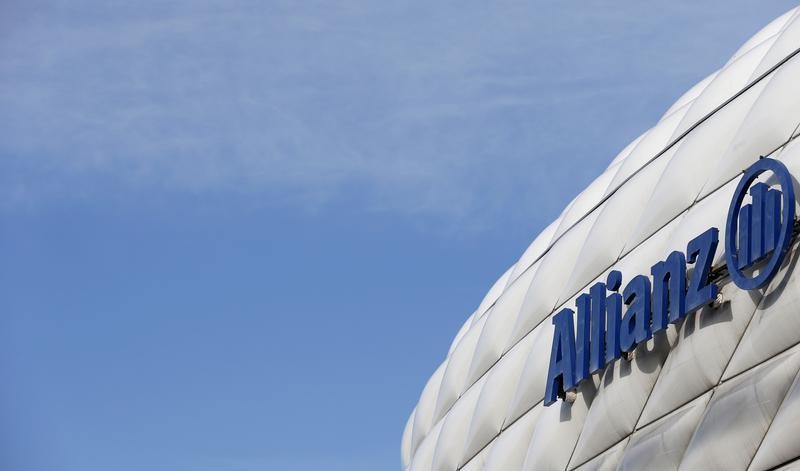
{"left": 544, "top": 229, "right": 718, "bottom": 406}
{"left": 545, "top": 157, "right": 795, "bottom": 406}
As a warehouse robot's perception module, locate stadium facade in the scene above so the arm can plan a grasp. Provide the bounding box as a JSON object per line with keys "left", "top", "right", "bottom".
{"left": 402, "top": 7, "right": 800, "bottom": 471}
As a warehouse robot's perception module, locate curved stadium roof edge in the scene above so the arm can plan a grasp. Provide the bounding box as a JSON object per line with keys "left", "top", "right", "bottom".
{"left": 404, "top": 5, "right": 800, "bottom": 471}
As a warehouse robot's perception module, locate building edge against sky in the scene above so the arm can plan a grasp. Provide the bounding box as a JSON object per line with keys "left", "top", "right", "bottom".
{"left": 403, "top": 6, "right": 800, "bottom": 471}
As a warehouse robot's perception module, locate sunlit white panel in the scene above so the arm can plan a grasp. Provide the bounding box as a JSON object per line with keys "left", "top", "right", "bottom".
{"left": 773, "top": 460, "right": 800, "bottom": 471}
{"left": 780, "top": 136, "right": 800, "bottom": 185}
{"left": 783, "top": 133, "right": 800, "bottom": 171}
{"left": 661, "top": 72, "right": 718, "bottom": 121}
{"left": 724, "top": 242, "right": 800, "bottom": 379}
{"left": 607, "top": 134, "right": 645, "bottom": 169}
{"left": 639, "top": 277, "right": 761, "bottom": 427}
{"left": 460, "top": 437, "right": 495, "bottom": 471}
{"left": 522, "top": 378, "right": 599, "bottom": 470}
{"left": 748, "top": 10, "right": 800, "bottom": 81}
{"left": 699, "top": 53, "right": 800, "bottom": 198}
{"left": 433, "top": 315, "right": 487, "bottom": 424}
{"left": 571, "top": 438, "right": 628, "bottom": 471}
{"left": 750, "top": 369, "right": 800, "bottom": 471}
{"left": 410, "top": 361, "right": 447, "bottom": 454}
{"left": 606, "top": 104, "right": 690, "bottom": 195}
{"left": 448, "top": 310, "right": 477, "bottom": 357}
{"left": 401, "top": 409, "right": 415, "bottom": 469}
{"left": 568, "top": 218, "right": 681, "bottom": 464}
{"left": 714, "top": 141, "right": 800, "bottom": 379}
{"left": 468, "top": 265, "right": 538, "bottom": 384}
{"left": 475, "top": 266, "right": 514, "bottom": 320}
{"left": 463, "top": 330, "right": 533, "bottom": 461}
{"left": 727, "top": 7, "right": 798, "bottom": 66}
{"left": 430, "top": 376, "right": 486, "bottom": 471}
{"left": 563, "top": 153, "right": 671, "bottom": 303}
{"left": 671, "top": 37, "right": 777, "bottom": 140}
{"left": 658, "top": 177, "right": 737, "bottom": 266}
{"left": 569, "top": 327, "right": 677, "bottom": 466}
{"left": 510, "top": 210, "right": 601, "bottom": 347}
{"left": 508, "top": 219, "right": 560, "bottom": 283}
{"left": 504, "top": 319, "right": 554, "bottom": 425}
{"left": 552, "top": 168, "right": 617, "bottom": 241}
{"left": 410, "top": 419, "right": 443, "bottom": 471}
{"left": 484, "top": 405, "right": 542, "bottom": 471}
{"left": 619, "top": 211, "right": 685, "bottom": 283}
{"left": 510, "top": 284, "right": 596, "bottom": 416}
{"left": 629, "top": 79, "right": 767, "bottom": 251}
{"left": 679, "top": 346, "right": 800, "bottom": 471}
{"left": 620, "top": 392, "right": 711, "bottom": 471}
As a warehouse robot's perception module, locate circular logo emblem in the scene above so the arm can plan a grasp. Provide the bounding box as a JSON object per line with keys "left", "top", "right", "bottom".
{"left": 725, "top": 158, "right": 795, "bottom": 290}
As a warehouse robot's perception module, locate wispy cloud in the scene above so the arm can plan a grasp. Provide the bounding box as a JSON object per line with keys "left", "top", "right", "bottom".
{"left": 1, "top": 1, "right": 795, "bottom": 228}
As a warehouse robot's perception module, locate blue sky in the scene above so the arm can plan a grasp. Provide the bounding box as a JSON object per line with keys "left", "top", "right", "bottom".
{"left": 1, "top": 1, "right": 797, "bottom": 470}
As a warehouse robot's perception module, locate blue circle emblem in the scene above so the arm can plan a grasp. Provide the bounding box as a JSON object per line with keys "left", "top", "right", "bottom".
{"left": 725, "top": 158, "right": 795, "bottom": 290}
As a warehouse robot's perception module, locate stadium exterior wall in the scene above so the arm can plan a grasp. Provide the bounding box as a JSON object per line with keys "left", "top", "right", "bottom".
{"left": 403, "top": 6, "right": 800, "bottom": 471}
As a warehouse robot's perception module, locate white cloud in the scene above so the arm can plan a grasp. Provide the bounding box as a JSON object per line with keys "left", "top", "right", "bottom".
{"left": 1, "top": 0, "right": 796, "bottom": 228}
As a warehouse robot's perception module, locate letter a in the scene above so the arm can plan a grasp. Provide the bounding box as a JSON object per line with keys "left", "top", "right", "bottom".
{"left": 544, "top": 308, "right": 577, "bottom": 406}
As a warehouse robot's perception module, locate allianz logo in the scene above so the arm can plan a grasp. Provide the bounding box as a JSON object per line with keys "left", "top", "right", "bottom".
{"left": 544, "top": 157, "right": 797, "bottom": 406}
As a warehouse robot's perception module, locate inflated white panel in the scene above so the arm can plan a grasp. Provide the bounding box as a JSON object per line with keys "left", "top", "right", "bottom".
{"left": 468, "top": 264, "right": 539, "bottom": 385}
{"left": 775, "top": 460, "right": 800, "bottom": 471}
{"left": 475, "top": 266, "right": 514, "bottom": 320}
{"left": 781, "top": 135, "right": 800, "bottom": 175}
{"left": 448, "top": 310, "right": 477, "bottom": 356}
{"left": 572, "top": 438, "right": 628, "bottom": 471}
{"left": 618, "top": 211, "right": 684, "bottom": 286}
{"left": 433, "top": 315, "right": 487, "bottom": 424}
{"left": 459, "top": 437, "right": 495, "bottom": 471}
{"left": 776, "top": 107, "right": 800, "bottom": 187}
{"left": 462, "top": 329, "right": 533, "bottom": 462}
{"left": 504, "top": 319, "right": 554, "bottom": 425}
{"left": 748, "top": 9, "right": 800, "bottom": 81}
{"left": 484, "top": 405, "right": 542, "bottom": 471}
{"left": 553, "top": 168, "right": 617, "bottom": 242}
{"left": 564, "top": 152, "right": 670, "bottom": 301}
{"left": 522, "top": 378, "right": 599, "bottom": 470}
{"left": 671, "top": 37, "right": 776, "bottom": 140}
{"left": 728, "top": 7, "right": 798, "bottom": 66}
{"left": 508, "top": 219, "right": 559, "bottom": 283}
{"left": 606, "top": 103, "right": 690, "bottom": 195}
{"left": 661, "top": 72, "right": 718, "bottom": 121}
{"left": 430, "top": 376, "right": 486, "bottom": 471}
{"left": 568, "top": 219, "right": 682, "bottom": 466}
{"left": 620, "top": 392, "right": 712, "bottom": 471}
{"left": 725, "top": 242, "right": 800, "bottom": 379}
{"left": 569, "top": 327, "right": 678, "bottom": 467}
{"left": 511, "top": 210, "right": 601, "bottom": 347}
{"left": 402, "top": 408, "right": 415, "bottom": 469}
{"left": 410, "top": 419, "right": 443, "bottom": 471}
{"left": 629, "top": 78, "right": 767, "bottom": 252}
{"left": 700, "top": 52, "right": 800, "bottom": 198}
{"left": 410, "top": 361, "right": 447, "bottom": 454}
{"left": 658, "top": 176, "right": 736, "bottom": 267}
{"left": 607, "top": 134, "right": 645, "bottom": 169}
{"left": 640, "top": 277, "right": 761, "bottom": 427}
{"left": 750, "top": 368, "right": 800, "bottom": 471}
{"left": 680, "top": 346, "right": 800, "bottom": 470}
{"left": 506, "top": 286, "right": 591, "bottom": 418}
